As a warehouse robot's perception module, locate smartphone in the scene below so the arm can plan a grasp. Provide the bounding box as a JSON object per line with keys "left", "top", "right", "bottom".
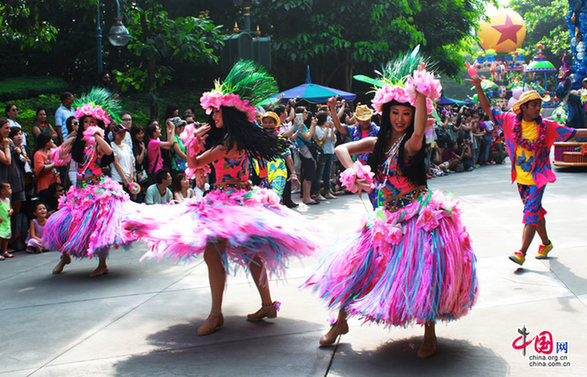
{"left": 295, "top": 113, "right": 303, "bottom": 124}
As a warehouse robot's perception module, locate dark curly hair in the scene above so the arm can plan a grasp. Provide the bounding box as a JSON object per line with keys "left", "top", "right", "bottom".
{"left": 367, "top": 101, "right": 427, "bottom": 187}
{"left": 205, "top": 106, "right": 288, "bottom": 160}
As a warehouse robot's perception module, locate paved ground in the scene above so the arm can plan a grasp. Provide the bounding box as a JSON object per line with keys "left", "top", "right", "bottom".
{"left": 1, "top": 162, "right": 586, "bottom": 377}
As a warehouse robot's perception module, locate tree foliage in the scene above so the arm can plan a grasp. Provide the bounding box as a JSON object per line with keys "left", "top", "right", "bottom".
{"left": 0, "top": 0, "right": 59, "bottom": 50}
{"left": 109, "top": 1, "right": 225, "bottom": 117}
{"left": 510, "top": 0, "right": 569, "bottom": 62}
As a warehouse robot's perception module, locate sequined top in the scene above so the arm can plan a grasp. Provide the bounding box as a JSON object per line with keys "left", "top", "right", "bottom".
{"left": 370, "top": 150, "right": 426, "bottom": 212}
{"left": 77, "top": 144, "right": 104, "bottom": 187}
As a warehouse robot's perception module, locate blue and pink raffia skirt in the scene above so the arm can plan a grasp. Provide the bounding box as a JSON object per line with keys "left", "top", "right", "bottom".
{"left": 305, "top": 190, "right": 478, "bottom": 326}
{"left": 124, "top": 186, "right": 318, "bottom": 277}
{"left": 43, "top": 177, "right": 134, "bottom": 258}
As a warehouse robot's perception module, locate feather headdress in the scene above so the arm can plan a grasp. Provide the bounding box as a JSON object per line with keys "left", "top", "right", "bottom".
{"left": 354, "top": 46, "right": 441, "bottom": 114}
{"left": 73, "top": 87, "right": 121, "bottom": 127}
{"left": 200, "top": 60, "right": 277, "bottom": 122}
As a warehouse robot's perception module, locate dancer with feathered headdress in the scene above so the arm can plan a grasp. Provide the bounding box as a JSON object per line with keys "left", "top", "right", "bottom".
{"left": 125, "top": 60, "right": 319, "bottom": 335}
{"left": 304, "top": 47, "right": 478, "bottom": 358}
{"left": 45, "top": 88, "right": 134, "bottom": 277}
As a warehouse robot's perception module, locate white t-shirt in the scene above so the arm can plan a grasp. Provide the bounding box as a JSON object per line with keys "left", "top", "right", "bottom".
{"left": 110, "top": 142, "right": 133, "bottom": 182}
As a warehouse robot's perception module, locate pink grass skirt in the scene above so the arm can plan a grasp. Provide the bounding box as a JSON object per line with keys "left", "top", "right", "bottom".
{"left": 305, "top": 190, "right": 478, "bottom": 326}
{"left": 43, "top": 177, "right": 134, "bottom": 258}
{"left": 124, "top": 186, "right": 319, "bottom": 278}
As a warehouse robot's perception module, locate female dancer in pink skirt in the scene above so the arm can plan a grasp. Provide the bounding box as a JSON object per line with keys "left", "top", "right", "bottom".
{"left": 306, "top": 59, "right": 478, "bottom": 358}
{"left": 46, "top": 89, "right": 133, "bottom": 277}
{"left": 125, "top": 61, "right": 318, "bottom": 335}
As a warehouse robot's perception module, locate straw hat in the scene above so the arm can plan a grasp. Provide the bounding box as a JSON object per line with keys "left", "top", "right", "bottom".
{"left": 512, "top": 90, "right": 550, "bottom": 114}
{"left": 261, "top": 111, "right": 280, "bottom": 128}
{"left": 354, "top": 105, "right": 374, "bottom": 121}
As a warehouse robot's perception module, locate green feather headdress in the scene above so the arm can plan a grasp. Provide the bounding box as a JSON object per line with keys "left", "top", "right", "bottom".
{"left": 73, "top": 87, "right": 122, "bottom": 126}
{"left": 200, "top": 60, "right": 277, "bottom": 122}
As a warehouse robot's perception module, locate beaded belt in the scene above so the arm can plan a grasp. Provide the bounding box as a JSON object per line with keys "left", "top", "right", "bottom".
{"left": 213, "top": 181, "right": 252, "bottom": 191}
{"left": 78, "top": 175, "right": 104, "bottom": 187}
{"left": 383, "top": 185, "right": 428, "bottom": 212}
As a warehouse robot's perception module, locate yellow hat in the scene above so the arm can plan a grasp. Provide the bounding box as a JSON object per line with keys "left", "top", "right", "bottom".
{"left": 512, "top": 90, "right": 550, "bottom": 114}
{"left": 261, "top": 111, "right": 280, "bottom": 128}
{"left": 354, "top": 105, "right": 374, "bottom": 121}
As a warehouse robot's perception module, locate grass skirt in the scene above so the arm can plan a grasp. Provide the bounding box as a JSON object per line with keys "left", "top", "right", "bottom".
{"left": 124, "top": 187, "right": 318, "bottom": 278}
{"left": 305, "top": 190, "right": 478, "bottom": 326}
{"left": 43, "top": 177, "right": 134, "bottom": 258}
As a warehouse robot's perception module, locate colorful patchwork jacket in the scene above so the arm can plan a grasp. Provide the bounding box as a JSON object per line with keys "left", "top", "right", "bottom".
{"left": 492, "top": 109, "right": 576, "bottom": 188}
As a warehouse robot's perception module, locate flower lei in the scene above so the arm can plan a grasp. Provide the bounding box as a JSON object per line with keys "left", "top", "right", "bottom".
{"left": 372, "top": 69, "right": 441, "bottom": 115}
{"left": 83, "top": 126, "right": 105, "bottom": 145}
{"left": 339, "top": 161, "right": 375, "bottom": 193}
{"left": 74, "top": 103, "right": 112, "bottom": 127}
{"left": 512, "top": 114, "right": 547, "bottom": 152}
{"left": 200, "top": 90, "right": 256, "bottom": 123}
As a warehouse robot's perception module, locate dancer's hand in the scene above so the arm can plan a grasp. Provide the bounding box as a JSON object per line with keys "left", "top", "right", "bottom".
{"left": 355, "top": 177, "right": 373, "bottom": 198}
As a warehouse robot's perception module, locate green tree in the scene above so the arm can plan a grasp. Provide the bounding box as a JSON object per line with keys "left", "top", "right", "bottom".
{"left": 0, "top": 0, "right": 58, "bottom": 50}
{"left": 245, "top": 0, "right": 489, "bottom": 92}
{"left": 115, "top": 0, "right": 225, "bottom": 118}
{"left": 510, "top": 0, "right": 569, "bottom": 62}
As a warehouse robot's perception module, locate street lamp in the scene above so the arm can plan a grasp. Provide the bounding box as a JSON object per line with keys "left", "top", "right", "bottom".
{"left": 97, "top": 0, "right": 131, "bottom": 78}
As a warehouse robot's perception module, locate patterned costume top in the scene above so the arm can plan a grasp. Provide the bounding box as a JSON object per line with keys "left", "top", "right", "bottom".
{"left": 492, "top": 109, "right": 576, "bottom": 188}
{"left": 77, "top": 144, "right": 104, "bottom": 187}
{"left": 344, "top": 123, "right": 380, "bottom": 164}
{"left": 212, "top": 154, "right": 251, "bottom": 188}
{"left": 370, "top": 149, "right": 426, "bottom": 211}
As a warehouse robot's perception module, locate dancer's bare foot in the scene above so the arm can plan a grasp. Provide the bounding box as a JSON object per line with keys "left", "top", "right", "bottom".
{"left": 319, "top": 320, "right": 349, "bottom": 346}
{"left": 89, "top": 265, "right": 109, "bottom": 277}
{"left": 52, "top": 254, "right": 71, "bottom": 274}
{"left": 197, "top": 314, "right": 224, "bottom": 336}
{"left": 417, "top": 320, "right": 437, "bottom": 358}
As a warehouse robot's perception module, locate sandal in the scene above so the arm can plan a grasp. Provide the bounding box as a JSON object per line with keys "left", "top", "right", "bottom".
{"left": 247, "top": 301, "right": 280, "bottom": 321}
{"left": 2, "top": 252, "right": 14, "bottom": 258}
{"left": 303, "top": 200, "right": 319, "bottom": 205}
{"left": 0, "top": 255, "right": 5, "bottom": 261}
{"left": 320, "top": 320, "right": 349, "bottom": 346}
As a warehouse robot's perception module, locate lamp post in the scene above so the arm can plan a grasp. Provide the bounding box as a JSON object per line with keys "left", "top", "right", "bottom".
{"left": 97, "top": 0, "right": 131, "bottom": 78}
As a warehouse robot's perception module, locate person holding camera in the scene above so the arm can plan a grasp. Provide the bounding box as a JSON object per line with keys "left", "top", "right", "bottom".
{"left": 292, "top": 107, "right": 318, "bottom": 205}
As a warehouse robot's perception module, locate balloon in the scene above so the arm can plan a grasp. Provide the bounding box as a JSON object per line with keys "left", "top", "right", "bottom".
{"left": 465, "top": 62, "right": 478, "bottom": 77}
{"left": 129, "top": 182, "right": 141, "bottom": 195}
{"left": 577, "top": 52, "right": 584, "bottom": 60}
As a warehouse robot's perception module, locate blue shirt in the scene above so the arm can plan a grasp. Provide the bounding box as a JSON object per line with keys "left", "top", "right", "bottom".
{"left": 55, "top": 104, "right": 75, "bottom": 139}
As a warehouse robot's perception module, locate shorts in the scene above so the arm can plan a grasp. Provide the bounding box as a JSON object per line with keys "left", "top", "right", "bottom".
{"left": 517, "top": 183, "right": 547, "bottom": 225}
{"left": 11, "top": 190, "right": 26, "bottom": 202}
{"left": 300, "top": 155, "right": 316, "bottom": 182}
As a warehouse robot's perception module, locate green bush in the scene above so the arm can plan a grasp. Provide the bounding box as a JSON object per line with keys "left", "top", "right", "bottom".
{"left": 0, "top": 77, "right": 70, "bottom": 101}
{"left": 0, "top": 94, "right": 61, "bottom": 136}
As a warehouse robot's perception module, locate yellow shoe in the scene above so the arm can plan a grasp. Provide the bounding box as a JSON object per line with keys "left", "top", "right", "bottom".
{"left": 509, "top": 251, "right": 525, "bottom": 265}
{"left": 536, "top": 241, "right": 553, "bottom": 259}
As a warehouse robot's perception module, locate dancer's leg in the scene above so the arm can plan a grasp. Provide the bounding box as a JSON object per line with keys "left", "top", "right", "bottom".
{"left": 52, "top": 253, "right": 71, "bottom": 274}
{"left": 198, "top": 240, "right": 227, "bottom": 335}
{"left": 320, "top": 309, "right": 349, "bottom": 346}
{"left": 536, "top": 217, "right": 549, "bottom": 245}
{"left": 90, "top": 254, "right": 109, "bottom": 277}
{"left": 247, "top": 257, "right": 277, "bottom": 321}
{"left": 418, "top": 320, "right": 437, "bottom": 358}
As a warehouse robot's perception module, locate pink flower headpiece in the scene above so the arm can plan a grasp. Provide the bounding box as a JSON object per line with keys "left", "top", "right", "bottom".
{"left": 200, "top": 90, "right": 256, "bottom": 123}
{"left": 371, "top": 69, "right": 441, "bottom": 115}
{"left": 74, "top": 103, "right": 111, "bottom": 127}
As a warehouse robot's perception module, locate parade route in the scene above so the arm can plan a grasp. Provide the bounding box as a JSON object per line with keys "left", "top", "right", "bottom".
{"left": 1, "top": 162, "right": 586, "bottom": 377}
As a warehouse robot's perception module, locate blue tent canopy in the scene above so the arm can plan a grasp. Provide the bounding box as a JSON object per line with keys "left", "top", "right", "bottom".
{"left": 436, "top": 96, "right": 469, "bottom": 106}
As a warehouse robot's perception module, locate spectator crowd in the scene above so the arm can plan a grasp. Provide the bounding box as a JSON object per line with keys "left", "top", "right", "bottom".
{"left": 0, "top": 91, "right": 508, "bottom": 258}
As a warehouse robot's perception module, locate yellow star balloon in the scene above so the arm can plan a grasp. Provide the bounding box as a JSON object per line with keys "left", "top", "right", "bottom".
{"left": 478, "top": 9, "right": 526, "bottom": 53}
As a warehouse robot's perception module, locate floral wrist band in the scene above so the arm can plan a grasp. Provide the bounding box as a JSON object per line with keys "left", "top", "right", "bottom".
{"left": 339, "top": 161, "right": 375, "bottom": 193}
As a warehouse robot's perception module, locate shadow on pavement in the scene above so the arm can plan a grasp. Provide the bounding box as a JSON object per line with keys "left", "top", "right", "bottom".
{"left": 113, "top": 317, "right": 333, "bottom": 377}
{"left": 330, "top": 337, "right": 509, "bottom": 377}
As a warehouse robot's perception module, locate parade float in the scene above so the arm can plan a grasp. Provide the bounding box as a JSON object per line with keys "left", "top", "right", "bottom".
{"left": 552, "top": 0, "right": 587, "bottom": 166}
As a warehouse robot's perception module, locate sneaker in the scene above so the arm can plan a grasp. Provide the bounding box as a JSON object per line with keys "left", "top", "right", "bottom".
{"left": 509, "top": 251, "right": 525, "bottom": 265}
{"left": 536, "top": 241, "right": 553, "bottom": 259}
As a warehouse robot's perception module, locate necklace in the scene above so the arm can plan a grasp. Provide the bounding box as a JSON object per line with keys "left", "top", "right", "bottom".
{"left": 386, "top": 134, "right": 405, "bottom": 157}
{"left": 512, "top": 115, "right": 546, "bottom": 152}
